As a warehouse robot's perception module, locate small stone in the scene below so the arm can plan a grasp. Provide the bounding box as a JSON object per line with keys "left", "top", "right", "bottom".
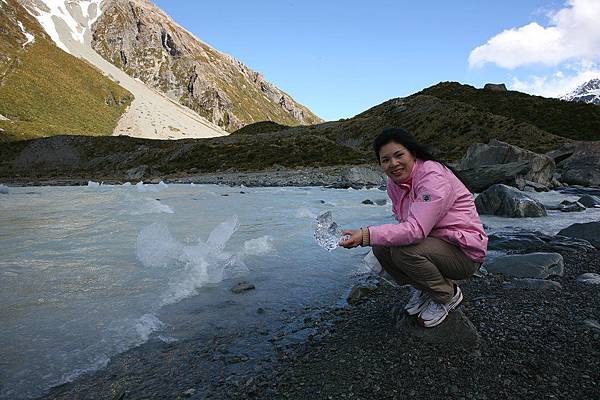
{"left": 361, "top": 199, "right": 374, "bottom": 205}
{"left": 231, "top": 282, "right": 255, "bottom": 294}
{"left": 576, "top": 273, "right": 600, "bottom": 285}
{"left": 183, "top": 388, "right": 196, "bottom": 397}
{"left": 347, "top": 284, "right": 377, "bottom": 304}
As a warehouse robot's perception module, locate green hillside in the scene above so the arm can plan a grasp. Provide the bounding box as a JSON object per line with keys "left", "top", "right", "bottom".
{"left": 418, "top": 82, "right": 600, "bottom": 141}
{"left": 0, "top": 0, "right": 132, "bottom": 142}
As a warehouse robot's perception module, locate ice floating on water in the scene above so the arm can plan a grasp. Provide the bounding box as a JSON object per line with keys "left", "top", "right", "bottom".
{"left": 0, "top": 184, "right": 8, "bottom": 194}
{"left": 158, "top": 181, "right": 168, "bottom": 188}
{"left": 122, "top": 182, "right": 131, "bottom": 187}
{"left": 136, "top": 181, "right": 159, "bottom": 192}
{"left": 314, "top": 211, "right": 343, "bottom": 251}
{"left": 136, "top": 215, "right": 248, "bottom": 305}
{"left": 243, "top": 236, "right": 275, "bottom": 256}
{"left": 87, "top": 181, "right": 100, "bottom": 188}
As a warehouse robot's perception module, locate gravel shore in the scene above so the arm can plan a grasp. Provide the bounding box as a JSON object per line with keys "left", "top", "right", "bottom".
{"left": 39, "top": 249, "right": 600, "bottom": 400}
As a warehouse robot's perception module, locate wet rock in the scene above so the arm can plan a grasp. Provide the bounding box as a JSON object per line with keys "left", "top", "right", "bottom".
{"left": 488, "top": 230, "right": 595, "bottom": 253}
{"left": 374, "top": 199, "right": 387, "bottom": 206}
{"left": 347, "top": 284, "right": 377, "bottom": 304}
{"left": 558, "top": 222, "right": 600, "bottom": 248}
{"left": 576, "top": 273, "right": 600, "bottom": 285}
{"left": 395, "top": 309, "right": 481, "bottom": 351}
{"left": 182, "top": 388, "right": 196, "bottom": 397}
{"left": 559, "top": 200, "right": 585, "bottom": 212}
{"left": 361, "top": 199, "right": 374, "bottom": 205}
{"left": 503, "top": 278, "right": 562, "bottom": 290}
{"left": 484, "top": 83, "right": 507, "bottom": 91}
{"left": 231, "top": 282, "right": 256, "bottom": 294}
{"left": 475, "top": 184, "right": 547, "bottom": 217}
{"left": 485, "top": 253, "right": 564, "bottom": 278}
{"left": 577, "top": 195, "right": 600, "bottom": 208}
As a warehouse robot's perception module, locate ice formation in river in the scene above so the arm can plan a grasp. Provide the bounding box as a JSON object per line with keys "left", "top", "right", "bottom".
{"left": 314, "top": 211, "right": 344, "bottom": 251}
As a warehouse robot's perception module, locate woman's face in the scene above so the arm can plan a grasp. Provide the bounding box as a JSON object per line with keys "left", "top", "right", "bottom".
{"left": 379, "top": 141, "right": 416, "bottom": 183}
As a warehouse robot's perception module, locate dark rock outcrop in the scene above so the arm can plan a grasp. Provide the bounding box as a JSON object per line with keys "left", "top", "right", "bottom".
{"left": 484, "top": 83, "right": 507, "bottom": 92}
{"left": 475, "top": 184, "right": 547, "bottom": 217}
{"left": 488, "top": 230, "right": 595, "bottom": 253}
{"left": 557, "top": 142, "right": 600, "bottom": 187}
{"left": 557, "top": 222, "right": 600, "bottom": 248}
{"left": 456, "top": 161, "right": 531, "bottom": 193}
{"left": 485, "top": 252, "right": 564, "bottom": 278}
{"left": 458, "top": 139, "right": 555, "bottom": 190}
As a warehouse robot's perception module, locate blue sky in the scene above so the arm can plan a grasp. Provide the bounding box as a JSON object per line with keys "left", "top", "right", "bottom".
{"left": 153, "top": 0, "right": 599, "bottom": 121}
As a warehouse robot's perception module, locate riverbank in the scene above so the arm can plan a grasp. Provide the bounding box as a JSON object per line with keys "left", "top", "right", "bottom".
{"left": 39, "top": 249, "right": 600, "bottom": 400}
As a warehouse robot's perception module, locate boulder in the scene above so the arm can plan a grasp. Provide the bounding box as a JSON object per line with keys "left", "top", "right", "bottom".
{"left": 557, "top": 222, "right": 600, "bottom": 248}
{"left": 576, "top": 273, "right": 600, "bottom": 285}
{"left": 578, "top": 195, "right": 600, "bottom": 208}
{"left": 488, "top": 230, "right": 595, "bottom": 253}
{"left": 459, "top": 139, "right": 555, "bottom": 188}
{"left": 503, "top": 278, "right": 562, "bottom": 290}
{"left": 347, "top": 284, "right": 377, "bottom": 304}
{"left": 456, "top": 161, "right": 530, "bottom": 193}
{"left": 394, "top": 308, "right": 481, "bottom": 351}
{"left": 484, "top": 252, "right": 564, "bottom": 278}
{"left": 558, "top": 141, "right": 600, "bottom": 187}
{"left": 483, "top": 83, "right": 507, "bottom": 91}
{"left": 341, "top": 166, "right": 386, "bottom": 188}
{"left": 559, "top": 200, "right": 586, "bottom": 212}
{"left": 475, "top": 184, "right": 547, "bottom": 217}
{"left": 231, "top": 282, "right": 255, "bottom": 294}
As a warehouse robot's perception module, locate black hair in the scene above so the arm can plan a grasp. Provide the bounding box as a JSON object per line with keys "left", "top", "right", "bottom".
{"left": 373, "top": 127, "right": 469, "bottom": 189}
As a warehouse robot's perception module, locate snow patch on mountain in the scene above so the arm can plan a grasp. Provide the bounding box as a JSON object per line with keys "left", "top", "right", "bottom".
{"left": 560, "top": 78, "right": 600, "bottom": 105}
{"left": 17, "top": 20, "right": 35, "bottom": 47}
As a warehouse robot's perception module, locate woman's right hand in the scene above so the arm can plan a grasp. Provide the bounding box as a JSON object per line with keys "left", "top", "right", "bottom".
{"left": 339, "top": 229, "right": 363, "bottom": 248}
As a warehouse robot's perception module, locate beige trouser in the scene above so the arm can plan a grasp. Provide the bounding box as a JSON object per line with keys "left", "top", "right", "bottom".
{"left": 372, "top": 237, "right": 480, "bottom": 303}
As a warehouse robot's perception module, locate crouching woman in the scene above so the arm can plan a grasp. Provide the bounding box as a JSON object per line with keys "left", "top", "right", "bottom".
{"left": 340, "top": 127, "right": 487, "bottom": 328}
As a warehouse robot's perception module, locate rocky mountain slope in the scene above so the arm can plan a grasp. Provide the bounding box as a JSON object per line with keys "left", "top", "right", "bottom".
{"left": 0, "top": 0, "right": 132, "bottom": 142}
{"left": 560, "top": 78, "right": 600, "bottom": 106}
{"left": 91, "top": 0, "right": 322, "bottom": 132}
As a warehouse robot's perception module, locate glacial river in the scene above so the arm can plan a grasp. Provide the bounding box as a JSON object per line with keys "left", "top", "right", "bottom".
{"left": 0, "top": 183, "right": 598, "bottom": 399}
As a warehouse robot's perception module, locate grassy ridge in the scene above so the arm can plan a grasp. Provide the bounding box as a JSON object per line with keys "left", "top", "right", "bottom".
{"left": 0, "top": 0, "right": 132, "bottom": 142}
{"left": 419, "top": 82, "right": 600, "bottom": 141}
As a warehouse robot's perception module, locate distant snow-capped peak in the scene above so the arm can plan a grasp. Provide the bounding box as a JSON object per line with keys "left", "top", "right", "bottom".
{"left": 560, "top": 78, "right": 600, "bottom": 105}
{"left": 19, "top": 0, "right": 103, "bottom": 53}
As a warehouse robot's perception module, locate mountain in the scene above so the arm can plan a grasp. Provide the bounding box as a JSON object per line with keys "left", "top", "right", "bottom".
{"left": 418, "top": 82, "right": 600, "bottom": 141}
{"left": 560, "top": 78, "right": 600, "bottom": 106}
{"left": 90, "top": 0, "right": 322, "bottom": 132}
{"left": 0, "top": 0, "right": 133, "bottom": 142}
{"left": 1, "top": 84, "right": 573, "bottom": 182}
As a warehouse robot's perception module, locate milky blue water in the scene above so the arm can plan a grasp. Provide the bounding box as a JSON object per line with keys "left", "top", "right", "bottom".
{"left": 0, "top": 183, "right": 598, "bottom": 399}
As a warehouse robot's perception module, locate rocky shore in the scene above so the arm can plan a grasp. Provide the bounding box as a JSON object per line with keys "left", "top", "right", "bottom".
{"left": 39, "top": 247, "right": 600, "bottom": 400}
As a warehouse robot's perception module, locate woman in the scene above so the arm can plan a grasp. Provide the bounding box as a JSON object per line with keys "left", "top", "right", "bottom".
{"left": 340, "top": 127, "right": 487, "bottom": 328}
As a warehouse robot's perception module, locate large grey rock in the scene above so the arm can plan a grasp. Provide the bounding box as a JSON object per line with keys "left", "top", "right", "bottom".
{"left": 558, "top": 142, "right": 600, "bottom": 187}
{"left": 475, "top": 184, "right": 547, "bottom": 217}
{"left": 340, "top": 166, "right": 386, "bottom": 188}
{"left": 457, "top": 161, "right": 531, "bottom": 193}
{"left": 488, "top": 231, "right": 595, "bottom": 253}
{"left": 576, "top": 273, "right": 600, "bottom": 285}
{"left": 394, "top": 308, "right": 481, "bottom": 351}
{"left": 578, "top": 195, "right": 600, "bottom": 208}
{"left": 558, "top": 222, "right": 600, "bottom": 248}
{"left": 485, "top": 252, "right": 564, "bottom": 278}
{"left": 503, "top": 278, "right": 562, "bottom": 290}
{"left": 459, "top": 139, "right": 555, "bottom": 188}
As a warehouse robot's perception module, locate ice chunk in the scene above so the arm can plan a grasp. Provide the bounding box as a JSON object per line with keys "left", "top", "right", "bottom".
{"left": 136, "top": 223, "right": 184, "bottom": 267}
{"left": 87, "top": 181, "right": 100, "bottom": 188}
{"left": 314, "top": 211, "right": 343, "bottom": 251}
{"left": 0, "top": 184, "right": 8, "bottom": 194}
{"left": 206, "top": 215, "right": 239, "bottom": 251}
{"left": 243, "top": 236, "right": 275, "bottom": 256}
{"left": 158, "top": 181, "right": 168, "bottom": 188}
{"left": 122, "top": 182, "right": 131, "bottom": 186}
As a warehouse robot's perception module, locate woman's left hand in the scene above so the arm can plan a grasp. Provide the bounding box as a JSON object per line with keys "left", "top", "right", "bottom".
{"left": 339, "top": 229, "right": 363, "bottom": 248}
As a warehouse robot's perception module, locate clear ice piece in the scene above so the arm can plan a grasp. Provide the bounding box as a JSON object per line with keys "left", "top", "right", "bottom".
{"left": 314, "top": 211, "right": 342, "bottom": 252}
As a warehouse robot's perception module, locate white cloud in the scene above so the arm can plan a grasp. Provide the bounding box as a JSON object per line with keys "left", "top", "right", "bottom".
{"left": 469, "top": 0, "right": 600, "bottom": 69}
{"left": 510, "top": 62, "right": 600, "bottom": 98}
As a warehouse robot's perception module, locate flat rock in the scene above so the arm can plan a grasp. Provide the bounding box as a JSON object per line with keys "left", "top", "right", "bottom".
{"left": 347, "top": 284, "right": 377, "bottom": 304}
{"left": 558, "top": 222, "right": 600, "bottom": 248}
{"left": 576, "top": 273, "right": 600, "bottom": 285}
{"left": 231, "top": 282, "right": 256, "bottom": 294}
{"left": 457, "top": 161, "right": 530, "bottom": 193}
{"left": 475, "top": 184, "right": 547, "bottom": 217}
{"left": 485, "top": 252, "right": 564, "bottom": 278}
{"left": 488, "top": 230, "right": 595, "bottom": 253}
{"left": 503, "top": 278, "right": 562, "bottom": 290}
{"left": 395, "top": 308, "right": 481, "bottom": 351}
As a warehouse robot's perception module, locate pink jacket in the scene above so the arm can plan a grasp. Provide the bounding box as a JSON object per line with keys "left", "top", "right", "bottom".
{"left": 368, "top": 159, "right": 488, "bottom": 263}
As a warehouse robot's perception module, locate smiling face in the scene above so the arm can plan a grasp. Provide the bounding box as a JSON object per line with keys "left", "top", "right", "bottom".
{"left": 378, "top": 141, "right": 416, "bottom": 183}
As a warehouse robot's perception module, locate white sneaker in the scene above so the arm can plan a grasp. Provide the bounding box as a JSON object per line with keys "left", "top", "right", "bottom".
{"left": 404, "top": 288, "right": 431, "bottom": 315}
{"left": 418, "top": 285, "right": 463, "bottom": 328}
